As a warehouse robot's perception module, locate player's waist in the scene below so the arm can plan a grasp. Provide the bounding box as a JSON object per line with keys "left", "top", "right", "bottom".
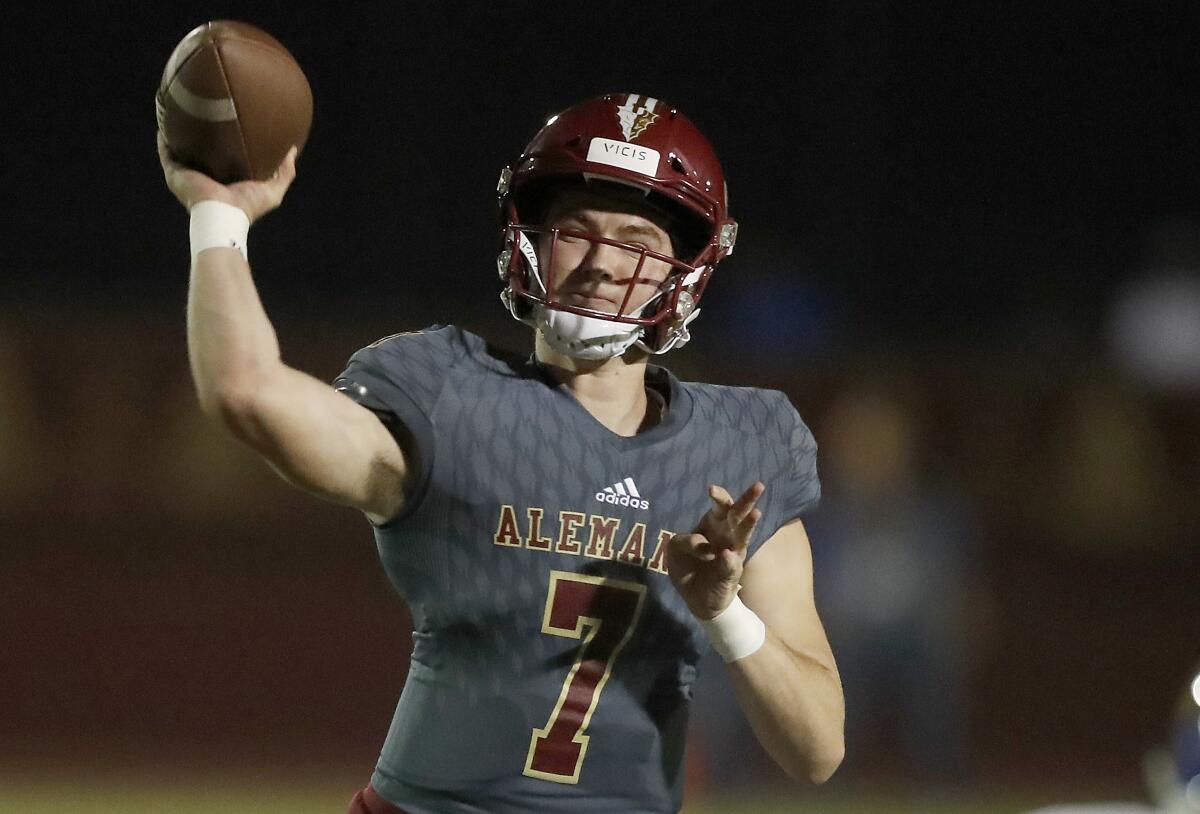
{"left": 375, "top": 673, "right": 686, "bottom": 787}
{"left": 371, "top": 762, "right": 678, "bottom": 814}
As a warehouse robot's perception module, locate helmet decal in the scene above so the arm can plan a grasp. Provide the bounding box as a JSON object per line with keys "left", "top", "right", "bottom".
{"left": 586, "top": 137, "right": 660, "bottom": 176}
{"left": 516, "top": 231, "right": 540, "bottom": 280}
{"left": 616, "top": 94, "right": 659, "bottom": 141}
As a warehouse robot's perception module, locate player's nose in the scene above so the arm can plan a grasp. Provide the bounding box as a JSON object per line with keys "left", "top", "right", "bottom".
{"left": 580, "top": 240, "right": 631, "bottom": 282}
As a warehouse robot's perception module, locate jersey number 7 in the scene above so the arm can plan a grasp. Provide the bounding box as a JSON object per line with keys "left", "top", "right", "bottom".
{"left": 523, "top": 571, "right": 648, "bottom": 784}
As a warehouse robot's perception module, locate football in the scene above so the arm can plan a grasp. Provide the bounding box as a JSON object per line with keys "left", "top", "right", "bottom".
{"left": 156, "top": 21, "right": 313, "bottom": 183}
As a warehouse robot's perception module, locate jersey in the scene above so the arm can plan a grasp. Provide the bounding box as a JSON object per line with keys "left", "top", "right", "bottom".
{"left": 333, "top": 325, "right": 821, "bottom": 814}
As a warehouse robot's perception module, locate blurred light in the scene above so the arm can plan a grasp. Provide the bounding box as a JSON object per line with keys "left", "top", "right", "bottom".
{"left": 1109, "top": 271, "right": 1200, "bottom": 390}
{"left": 1185, "top": 775, "right": 1200, "bottom": 809}
{"left": 545, "top": 114, "right": 559, "bottom": 126}
{"left": 1192, "top": 673, "right": 1200, "bottom": 708}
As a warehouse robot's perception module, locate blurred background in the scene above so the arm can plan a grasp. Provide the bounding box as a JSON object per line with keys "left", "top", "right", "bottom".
{"left": 2, "top": 2, "right": 1198, "bottom": 812}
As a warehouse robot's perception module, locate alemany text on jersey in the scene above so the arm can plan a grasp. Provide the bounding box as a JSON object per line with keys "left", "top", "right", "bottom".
{"left": 493, "top": 504, "right": 671, "bottom": 575}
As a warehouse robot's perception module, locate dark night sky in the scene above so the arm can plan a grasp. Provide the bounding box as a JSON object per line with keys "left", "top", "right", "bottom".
{"left": 4, "top": 2, "right": 1200, "bottom": 353}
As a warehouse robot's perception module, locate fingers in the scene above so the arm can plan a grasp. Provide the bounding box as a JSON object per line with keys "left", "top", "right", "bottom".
{"left": 670, "top": 533, "right": 743, "bottom": 587}
{"left": 157, "top": 131, "right": 179, "bottom": 175}
{"left": 670, "top": 532, "right": 716, "bottom": 562}
{"left": 157, "top": 131, "right": 202, "bottom": 209}
{"left": 262, "top": 145, "right": 299, "bottom": 202}
{"left": 708, "top": 481, "right": 764, "bottom": 525}
{"left": 731, "top": 481, "right": 764, "bottom": 526}
{"left": 702, "top": 481, "right": 764, "bottom": 554}
{"left": 707, "top": 484, "right": 734, "bottom": 519}
{"left": 271, "top": 145, "right": 298, "bottom": 181}
{"left": 718, "top": 547, "right": 743, "bottom": 579}
{"left": 736, "top": 505, "right": 762, "bottom": 544}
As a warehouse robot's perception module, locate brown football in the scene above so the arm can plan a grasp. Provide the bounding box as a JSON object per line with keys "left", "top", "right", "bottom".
{"left": 156, "top": 21, "right": 313, "bottom": 183}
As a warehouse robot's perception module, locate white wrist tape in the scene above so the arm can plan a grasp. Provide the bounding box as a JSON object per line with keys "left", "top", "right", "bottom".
{"left": 700, "top": 595, "right": 767, "bottom": 662}
{"left": 189, "top": 200, "right": 250, "bottom": 264}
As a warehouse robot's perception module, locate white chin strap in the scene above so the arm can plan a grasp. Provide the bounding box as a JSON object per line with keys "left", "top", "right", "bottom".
{"left": 536, "top": 306, "right": 644, "bottom": 360}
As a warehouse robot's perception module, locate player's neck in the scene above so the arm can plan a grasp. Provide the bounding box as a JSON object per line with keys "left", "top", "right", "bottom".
{"left": 534, "top": 333, "right": 662, "bottom": 437}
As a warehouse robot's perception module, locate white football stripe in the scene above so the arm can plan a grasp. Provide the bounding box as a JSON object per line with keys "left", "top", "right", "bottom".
{"left": 163, "top": 44, "right": 191, "bottom": 90}
{"left": 169, "top": 80, "right": 238, "bottom": 122}
{"left": 623, "top": 478, "right": 640, "bottom": 498}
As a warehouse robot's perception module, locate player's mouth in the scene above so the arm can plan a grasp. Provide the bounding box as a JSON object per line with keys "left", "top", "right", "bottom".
{"left": 560, "top": 292, "right": 623, "bottom": 313}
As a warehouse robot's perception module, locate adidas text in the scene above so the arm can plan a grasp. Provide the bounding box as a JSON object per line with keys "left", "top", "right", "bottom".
{"left": 595, "top": 476, "right": 650, "bottom": 510}
{"left": 595, "top": 491, "right": 650, "bottom": 510}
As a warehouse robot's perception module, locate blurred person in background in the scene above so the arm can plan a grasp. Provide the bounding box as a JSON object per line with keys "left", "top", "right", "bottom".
{"left": 1023, "top": 661, "right": 1200, "bottom": 814}
{"left": 1023, "top": 379, "right": 1172, "bottom": 554}
{"left": 806, "top": 381, "right": 983, "bottom": 784}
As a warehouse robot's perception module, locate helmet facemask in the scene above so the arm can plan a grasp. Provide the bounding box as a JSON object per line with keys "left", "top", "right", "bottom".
{"left": 498, "top": 181, "right": 714, "bottom": 358}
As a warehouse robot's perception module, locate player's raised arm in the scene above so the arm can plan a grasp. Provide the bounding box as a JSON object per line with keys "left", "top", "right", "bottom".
{"left": 158, "top": 135, "right": 411, "bottom": 524}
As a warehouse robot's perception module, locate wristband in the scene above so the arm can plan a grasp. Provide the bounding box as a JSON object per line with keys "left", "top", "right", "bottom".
{"left": 189, "top": 200, "right": 250, "bottom": 264}
{"left": 700, "top": 595, "right": 767, "bottom": 662}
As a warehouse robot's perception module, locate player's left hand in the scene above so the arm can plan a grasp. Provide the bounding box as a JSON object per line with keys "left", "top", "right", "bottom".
{"left": 667, "top": 481, "right": 764, "bottom": 621}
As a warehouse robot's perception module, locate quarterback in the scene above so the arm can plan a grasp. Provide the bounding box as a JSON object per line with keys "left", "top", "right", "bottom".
{"left": 159, "top": 93, "right": 844, "bottom": 813}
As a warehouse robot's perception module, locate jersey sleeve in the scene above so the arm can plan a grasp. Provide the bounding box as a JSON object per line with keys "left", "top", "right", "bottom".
{"left": 748, "top": 392, "right": 822, "bottom": 558}
{"left": 777, "top": 396, "right": 822, "bottom": 519}
{"left": 331, "top": 324, "right": 465, "bottom": 522}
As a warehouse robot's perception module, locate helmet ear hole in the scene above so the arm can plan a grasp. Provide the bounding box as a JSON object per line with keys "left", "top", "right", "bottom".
{"left": 668, "top": 154, "right": 686, "bottom": 174}
{"left": 565, "top": 135, "right": 582, "bottom": 148}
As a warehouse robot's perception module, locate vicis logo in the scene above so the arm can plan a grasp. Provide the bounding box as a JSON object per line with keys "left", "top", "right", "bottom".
{"left": 595, "top": 477, "right": 650, "bottom": 510}
{"left": 600, "top": 142, "right": 650, "bottom": 162}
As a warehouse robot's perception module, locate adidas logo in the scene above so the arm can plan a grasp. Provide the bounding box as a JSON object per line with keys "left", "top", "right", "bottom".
{"left": 595, "top": 476, "right": 650, "bottom": 510}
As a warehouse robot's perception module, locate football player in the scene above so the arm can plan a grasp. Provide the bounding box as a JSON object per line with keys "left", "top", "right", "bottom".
{"left": 159, "top": 92, "right": 844, "bottom": 814}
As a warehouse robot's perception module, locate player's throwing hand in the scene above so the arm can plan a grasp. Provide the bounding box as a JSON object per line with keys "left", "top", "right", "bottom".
{"left": 157, "top": 131, "right": 298, "bottom": 223}
{"left": 667, "top": 481, "right": 765, "bottom": 620}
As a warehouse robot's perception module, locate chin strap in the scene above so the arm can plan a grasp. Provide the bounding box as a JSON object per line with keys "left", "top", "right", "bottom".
{"left": 638, "top": 307, "right": 702, "bottom": 355}
{"left": 536, "top": 306, "right": 643, "bottom": 360}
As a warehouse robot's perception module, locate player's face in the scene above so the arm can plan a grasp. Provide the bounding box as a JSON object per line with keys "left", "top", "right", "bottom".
{"left": 538, "top": 190, "right": 676, "bottom": 316}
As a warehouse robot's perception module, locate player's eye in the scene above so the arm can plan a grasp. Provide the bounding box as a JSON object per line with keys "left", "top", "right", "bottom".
{"left": 555, "top": 225, "right": 587, "bottom": 243}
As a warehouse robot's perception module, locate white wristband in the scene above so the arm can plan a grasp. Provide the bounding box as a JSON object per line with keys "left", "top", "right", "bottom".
{"left": 189, "top": 200, "right": 250, "bottom": 264}
{"left": 700, "top": 595, "right": 767, "bottom": 662}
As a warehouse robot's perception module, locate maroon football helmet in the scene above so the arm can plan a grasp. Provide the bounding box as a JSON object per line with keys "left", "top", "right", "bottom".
{"left": 497, "top": 93, "right": 738, "bottom": 356}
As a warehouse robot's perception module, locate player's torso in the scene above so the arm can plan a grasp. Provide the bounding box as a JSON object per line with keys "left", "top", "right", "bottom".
{"left": 370, "top": 344, "right": 790, "bottom": 812}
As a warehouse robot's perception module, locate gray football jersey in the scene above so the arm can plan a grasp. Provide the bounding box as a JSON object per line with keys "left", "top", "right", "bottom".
{"left": 333, "top": 325, "right": 820, "bottom": 814}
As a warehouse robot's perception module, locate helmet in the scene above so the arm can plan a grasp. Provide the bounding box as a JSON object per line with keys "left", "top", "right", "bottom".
{"left": 496, "top": 93, "right": 738, "bottom": 358}
{"left": 1145, "top": 663, "right": 1200, "bottom": 812}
